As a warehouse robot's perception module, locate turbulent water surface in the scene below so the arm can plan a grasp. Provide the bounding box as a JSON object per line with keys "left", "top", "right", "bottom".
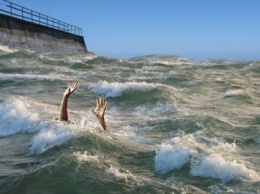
{"left": 0, "top": 48, "right": 260, "bottom": 193}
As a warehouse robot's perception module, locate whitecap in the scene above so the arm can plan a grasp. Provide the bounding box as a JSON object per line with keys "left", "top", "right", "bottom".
{"left": 154, "top": 132, "right": 259, "bottom": 182}
{"left": 106, "top": 166, "right": 136, "bottom": 182}
{"left": 0, "top": 97, "right": 44, "bottom": 137}
{"left": 190, "top": 154, "right": 260, "bottom": 182}
{"left": 155, "top": 142, "right": 197, "bottom": 174}
{"left": 89, "top": 80, "right": 156, "bottom": 97}
{"left": 0, "top": 72, "right": 75, "bottom": 81}
{"left": 29, "top": 124, "right": 77, "bottom": 155}
{"left": 72, "top": 151, "right": 99, "bottom": 163}
{"left": 224, "top": 90, "right": 243, "bottom": 97}
{"left": 0, "top": 45, "right": 18, "bottom": 53}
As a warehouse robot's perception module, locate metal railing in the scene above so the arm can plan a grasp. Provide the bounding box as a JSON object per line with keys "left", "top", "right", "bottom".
{"left": 0, "top": 0, "right": 82, "bottom": 36}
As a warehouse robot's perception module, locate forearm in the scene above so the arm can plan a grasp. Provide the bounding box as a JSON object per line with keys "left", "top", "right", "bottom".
{"left": 99, "top": 117, "right": 107, "bottom": 130}
{"left": 60, "top": 96, "right": 69, "bottom": 121}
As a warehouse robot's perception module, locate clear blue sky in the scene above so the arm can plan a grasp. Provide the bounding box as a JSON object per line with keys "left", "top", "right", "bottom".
{"left": 9, "top": 0, "right": 260, "bottom": 60}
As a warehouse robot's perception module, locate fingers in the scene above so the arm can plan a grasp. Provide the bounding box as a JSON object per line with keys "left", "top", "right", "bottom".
{"left": 97, "top": 96, "right": 107, "bottom": 106}
{"left": 104, "top": 101, "right": 108, "bottom": 111}
{"left": 96, "top": 96, "right": 105, "bottom": 105}
{"left": 96, "top": 96, "right": 99, "bottom": 106}
{"left": 68, "top": 82, "right": 80, "bottom": 94}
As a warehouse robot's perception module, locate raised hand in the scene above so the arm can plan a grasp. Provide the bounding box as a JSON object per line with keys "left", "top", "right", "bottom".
{"left": 60, "top": 82, "right": 80, "bottom": 121}
{"left": 92, "top": 96, "right": 108, "bottom": 130}
{"left": 63, "top": 82, "right": 80, "bottom": 98}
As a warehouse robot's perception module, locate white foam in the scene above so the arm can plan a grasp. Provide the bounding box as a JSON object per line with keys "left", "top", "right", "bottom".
{"left": 0, "top": 72, "right": 74, "bottom": 81}
{"left": 0, "top": 45, "right": 18, "bottom": 53}
{"left": 190, "top": 154, "right": 260, "bottom": 182}
{"left": 224, "top": 90, "right": 243, "bottom": 97}
{"left": 106, "top": 166, "right": 135, "bottom": 182}
{"left": 72, "top": 151, "right": 99, "bottom": 163}
{"left": 0, "top": 97, "right": 44, "bottom": 137}
{"left": 30, "top": 113, "right": 101, "bottom": 155}
{"left": 0, "top": 97, "right": 100, "bottom": 154}
{"left": 142, "top": 57, "right": 194, "bottom": 66}
{"left": 89, "top": 81, "right": 156, "bottom": 97}
{"left": 155, "top": 142, "right": 197, "bottom": 174}
{"left": 29, "top": 124, "right": 77, "bottom": 155}
{"left": 155, "top": 132, "right": 259, "bottom": 182}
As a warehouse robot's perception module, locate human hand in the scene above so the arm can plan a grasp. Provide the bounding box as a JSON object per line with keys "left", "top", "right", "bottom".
{"left": 92, "top": 96, "right": 108, "bottom": 130}
{"left": 63, "top": 82, "right": 80, "bottom": 98}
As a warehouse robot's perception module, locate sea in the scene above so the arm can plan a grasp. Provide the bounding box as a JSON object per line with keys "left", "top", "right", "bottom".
{"left": 0, "top": 46, "right": 259, "bottom": 194}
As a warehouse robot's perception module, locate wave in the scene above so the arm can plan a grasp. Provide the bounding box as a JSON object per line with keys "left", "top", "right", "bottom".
{"left": 128, "top": 54, "right": 195, "bottom": 66}
{"left": 106, "top": 166, "right": 136, "bottom": 182}
{"left": 224, "top": 89, "right": 244, "bottom": 97}
{"left": 190, "top": 153, "right": 260, "bottom": 182}
{"left": 72, "top": 151, "right": 99, "bottom": 163}
{"left": 0, "top": 96, "right": 100, "bottom": 155}
{"left": 0, "top": 97, "right": 44, "bottom": 137}
{"left": 155, "top": 132, "right": 260, "bottom": 182}
{"left": 0, "top": 45, "right": 18, "bottom": 53}
{"left": 0, "top": 72, "right": 78, "bottom": 82}
{"left": 85, "top": 56, "right": 121, "bottom": 65}
{"left": 242, "top": 61, "right": 260, "bottom": 73}
{"left": 132, "top": 102, "right": 175, "bottom": 117}
{"left": 29, "top": 124, "right": 77, "bottom": 155}
{"left": 89, "top": 81, "right": 157, "bottom": 97}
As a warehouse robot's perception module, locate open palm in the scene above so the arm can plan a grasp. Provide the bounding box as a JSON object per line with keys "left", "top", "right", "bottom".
{"left": 92, "top": 96, "right": 108, "bottom": 130}
{"left": 63, "top": 82, "right": 80, "bottom": 97}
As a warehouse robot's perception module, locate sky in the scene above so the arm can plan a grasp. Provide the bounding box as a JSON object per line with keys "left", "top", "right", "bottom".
{"left": 5, "top": 0, "right": 260, "bottom": 60}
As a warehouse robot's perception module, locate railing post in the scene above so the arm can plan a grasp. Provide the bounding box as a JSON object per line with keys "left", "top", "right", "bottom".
{"left": 10, "top": 2, "right": 12, "bottom": 17}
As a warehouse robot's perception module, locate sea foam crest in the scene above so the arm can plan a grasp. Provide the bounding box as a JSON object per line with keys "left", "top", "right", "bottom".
{"left": 0, "top": 45, "right": 18, "bottom": 53}
{"left": 72, "top": 151, "right": 99, "bottom": 163}
{"left": 224, "top": 89, "right": 243, "bottom": 97}
{"left": 0, "top": 97, "right": 96, "bottom": 154}
{"left": 106, "top": 166, "right": 136, "bottom": 182}
{"left": 29, "top": 125, "right": 77, "bottom": 155}
{"left": 191, "top": 154, "right": 260, "bottom": 182}
{"left": 0, "top": 72, "right": 75, "bottom": 81}
{"left": 0, "top": 97, "right": 44, "bottom": 137}
{"left": 30, "top": 113, "right": 100, "bottom": 155}
{"left": 155, "top": 141, "right": 197, "bottom": 174}
{"left": 89, "top": 81, "right": 156, "bottom": 97}
{"left": 155, "top": 133, "right": 260, "bottom": 182}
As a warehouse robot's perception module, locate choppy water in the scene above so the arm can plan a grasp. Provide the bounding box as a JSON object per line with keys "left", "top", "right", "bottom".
{"left": 0, "top": 47, "right": 260, "bottom": 194}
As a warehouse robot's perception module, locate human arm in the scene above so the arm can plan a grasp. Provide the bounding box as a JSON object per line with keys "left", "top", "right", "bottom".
{"left": 60, "top": 82, "right": 80, "bottom": 121}
{"left": 91, "top": 96, "right": 108, "bottom": 130}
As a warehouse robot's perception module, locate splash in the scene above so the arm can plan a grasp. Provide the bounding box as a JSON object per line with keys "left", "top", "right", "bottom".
{"left": 191, "top": 154, "right": 260, "bottom": 182}
{"left": 0, "top": 97, "right": 43, "bottom": 137}
{"left": 155, "top": 132, "right": 260, "bottom": 182}
{"left": 29, "top": 124, "right": 77, "bottom": 155}
{"left": 106, "top": 166, "right": 136, "bottom": 182}
{"left": 72, "top": 151, "right": 99, "bottom": 163}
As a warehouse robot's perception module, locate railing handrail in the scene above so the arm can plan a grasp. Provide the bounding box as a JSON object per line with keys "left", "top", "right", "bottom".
{"left": 0, "top": 0, "right": 83, "bottom": 36}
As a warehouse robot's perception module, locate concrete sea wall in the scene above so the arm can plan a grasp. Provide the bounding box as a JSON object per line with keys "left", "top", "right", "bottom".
{"left": 0, "top": 14, "right": 88, "bottom": 53}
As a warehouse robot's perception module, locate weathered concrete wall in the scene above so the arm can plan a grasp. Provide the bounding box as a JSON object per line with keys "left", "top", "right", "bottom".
{"left": 0, "top": 14, "right": 88, "bottom": 53}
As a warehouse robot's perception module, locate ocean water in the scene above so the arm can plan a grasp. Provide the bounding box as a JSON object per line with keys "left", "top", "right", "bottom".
{"left": 0, "top": 47, "right": 260, "bottom": 194}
